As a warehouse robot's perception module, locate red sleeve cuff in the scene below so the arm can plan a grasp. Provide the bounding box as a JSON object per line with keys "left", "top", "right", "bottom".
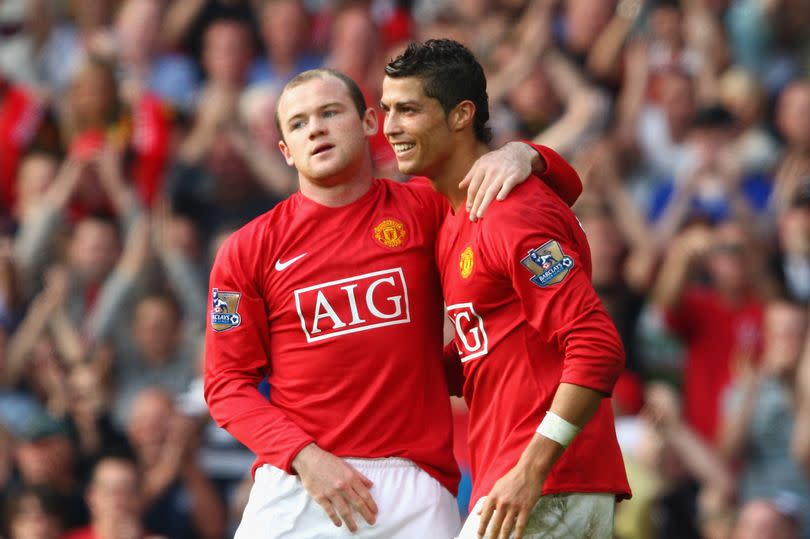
{"left": 279, "top": 437, "right": 318, "bottom": 475}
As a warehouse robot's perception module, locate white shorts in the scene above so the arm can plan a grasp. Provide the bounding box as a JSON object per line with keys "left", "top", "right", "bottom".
{"left": 456, "top": 493, "right": 615, "bottom": 539}
{"left": 235, "top": 457, "right": 461, "bottom": 539}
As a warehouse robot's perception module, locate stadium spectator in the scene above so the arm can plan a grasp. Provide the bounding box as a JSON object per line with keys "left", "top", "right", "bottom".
{"left": 719, "top": 299, "right": 810, "bottom": 536}
{"left": 3, "top": 486, "right": 64, "bottom": 539}
{"left": 113, "top": 0, "right": 199, "bottom": 113}
{"left": 651, "top": 219, "right": 765, "bottom": 443}
{"left": 733, "top": 496, "right": 802, "bottom": 539}
{"left": 12, "top": 411, "right": 87, "bottom": 528}
{"left": 249, "top": 0, "right": 322, "bottom": 87}
{"left": 125, "top": 387, "right": 226, "bottom": 539}
{"left": 773, "top": 81, "right": 810, "bottom": 213}
{"left": 63, "top": 454, "right": 165, "bottom": 539}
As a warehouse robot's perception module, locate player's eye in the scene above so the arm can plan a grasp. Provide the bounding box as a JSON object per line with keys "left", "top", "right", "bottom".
{"left": 323, "top": 109, "right": 338, "bottom": 118}
{"left": 290, "top": 119, "right": 305, "bottom": 130}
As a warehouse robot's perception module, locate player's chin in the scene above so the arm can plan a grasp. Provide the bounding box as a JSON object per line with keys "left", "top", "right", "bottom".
{"left": 309, "top": 159, "right": 343, "bottom": 179}
{"left": 393, "top": 157, "right": 420, "bottom": 175}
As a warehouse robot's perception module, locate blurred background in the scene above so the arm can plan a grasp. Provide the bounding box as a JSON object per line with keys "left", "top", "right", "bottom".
{"left": 0, "top": 0, "right": 809, "bottom": 537}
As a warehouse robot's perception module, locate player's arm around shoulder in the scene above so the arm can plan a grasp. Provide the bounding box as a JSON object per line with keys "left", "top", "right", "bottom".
{"left": 462, "top": 141, "right": 583, "bottom": 220}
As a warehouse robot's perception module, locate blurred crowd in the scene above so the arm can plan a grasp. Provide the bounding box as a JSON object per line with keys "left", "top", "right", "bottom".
{"left": 0, "top": 0, "right": 809, "bottom": 537}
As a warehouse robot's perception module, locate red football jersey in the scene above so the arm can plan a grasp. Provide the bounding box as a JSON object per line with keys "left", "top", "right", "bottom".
{"left": 204, "top": 178, "right": 460, "bottom": 494}
{"left": 436, "top": 158, "right": 631, "bottom": 507}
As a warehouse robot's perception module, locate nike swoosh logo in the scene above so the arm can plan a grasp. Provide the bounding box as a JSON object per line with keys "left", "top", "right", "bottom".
{"left": 275, "top": 253, "right": 307, "bottom": 271}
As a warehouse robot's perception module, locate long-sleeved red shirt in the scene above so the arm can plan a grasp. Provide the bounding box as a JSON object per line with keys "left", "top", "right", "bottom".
{"left": 204, "top": 178, "right": 460, "bottom": 493}
{"left": 436, "top": 147, "right": 631, "bottom": 507}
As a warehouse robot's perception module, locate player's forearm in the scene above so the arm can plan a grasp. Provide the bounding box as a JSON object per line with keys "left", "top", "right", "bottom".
{"left": 505, "top": 142, "right": 546, "bottom": 176}
{"left": 520, "top": 143, "right": 583, "bottom": 207}
{"left": 518, "top": 383, "right": 605, "bottom": 479}
{"left": 204, "top": 374, "right": 315, "bottom": 473}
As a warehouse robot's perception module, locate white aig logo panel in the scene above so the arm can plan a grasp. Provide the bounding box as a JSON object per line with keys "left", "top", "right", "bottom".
{"left": 446, "top": 302, "right": 489, "bottom": 362}
{"left": 294, "top": 268, "right": 411, "bottom": 342}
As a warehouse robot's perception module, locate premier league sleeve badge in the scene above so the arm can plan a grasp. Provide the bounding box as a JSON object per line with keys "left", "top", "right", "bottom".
{"left": 520, "top": 240, "right": 574, "bottom": 287}
{"left": 210, "top": 288, "right": 242, "bottom": 331}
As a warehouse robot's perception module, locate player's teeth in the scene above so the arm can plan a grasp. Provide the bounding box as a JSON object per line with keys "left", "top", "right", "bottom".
{"left": 394, "top": 143, "right": 415, "bottom": 152}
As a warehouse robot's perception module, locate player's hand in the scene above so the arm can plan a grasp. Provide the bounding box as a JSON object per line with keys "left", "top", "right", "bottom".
{"left": 460, "top": 142, "right": 535, "bottom": 221}
{"left": 477, "top": 463, "right": 544, "bottom": 539}
{"left": 292, "top": 443, "right": 378, "bottom": 532}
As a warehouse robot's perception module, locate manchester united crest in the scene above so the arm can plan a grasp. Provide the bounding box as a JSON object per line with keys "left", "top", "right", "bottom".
{"left": 460, "top": 247, "right": 474, "bottom": 278}
{"left": 374, "top": 219, "right": 407, "bottom": 248}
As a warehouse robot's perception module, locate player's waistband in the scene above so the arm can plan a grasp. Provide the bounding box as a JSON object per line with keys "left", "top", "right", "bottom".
{"left": 344, "top": 457, "right": 418, "bottom": 470}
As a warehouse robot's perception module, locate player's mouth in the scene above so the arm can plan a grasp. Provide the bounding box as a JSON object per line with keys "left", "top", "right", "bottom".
{"left": 392, "top": 142, "right": 416, "bottom": 155}
{"left": 311, "top": 143, "right": 335, "bottom": 156}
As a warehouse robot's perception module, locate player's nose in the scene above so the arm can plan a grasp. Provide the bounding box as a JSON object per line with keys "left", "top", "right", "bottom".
{"left": 383, "top": 112, "right": 402, "bottom": 139}
{"left": 308, "top": 116, "right": 328, "bottom": 139}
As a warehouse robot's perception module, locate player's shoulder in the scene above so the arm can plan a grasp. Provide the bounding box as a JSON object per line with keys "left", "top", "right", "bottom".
{"left": 376, "top": 175, "right": 432, "bottom": 196}
{"left": 215, "top": 199, "right": 291, "bottom": 263}
{"left": 376, "top": 176, "right": 446, "bottom": 208}
{"left": 481, "top": 176, "right": 571, "bottom": 227}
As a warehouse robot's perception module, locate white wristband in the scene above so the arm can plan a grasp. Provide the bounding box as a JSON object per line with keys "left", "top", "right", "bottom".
{"left": 536, "top": 411, "right": 581, "bottom": 448}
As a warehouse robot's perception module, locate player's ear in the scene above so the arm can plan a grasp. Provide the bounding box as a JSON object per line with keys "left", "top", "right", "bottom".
{"left": 278, "top": 140, "right": 294, "bottom": 166}
{"left": 448, "top": 101, "right": 476, "bottom": 133}
{"left": 362, "top": 107, "right": 378, "bottom": 137}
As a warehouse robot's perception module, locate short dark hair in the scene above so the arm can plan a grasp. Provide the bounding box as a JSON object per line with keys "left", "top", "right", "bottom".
{"left": 385, "top": 39, "right": 492, "bottom": 144}
{"left": 275, "top": 68, "right": 367, "bottom": 139}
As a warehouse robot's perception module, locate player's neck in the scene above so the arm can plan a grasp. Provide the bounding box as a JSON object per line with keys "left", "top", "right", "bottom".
{"left": 432, "top": 140, "right": 490, "bottom": 213}
{"left": 298, "top": 158, "right": 374, "bottom": 207}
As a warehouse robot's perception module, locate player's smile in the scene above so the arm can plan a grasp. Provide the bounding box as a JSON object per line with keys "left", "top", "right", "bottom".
{"left": 392, "top": 142, "right": 416, "bottom": 154}
{"left": 391, "top": 142, "right": 417, "bottom": 162}
{"left": 381, "top": 75, "right": 453, "bottom": 177}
